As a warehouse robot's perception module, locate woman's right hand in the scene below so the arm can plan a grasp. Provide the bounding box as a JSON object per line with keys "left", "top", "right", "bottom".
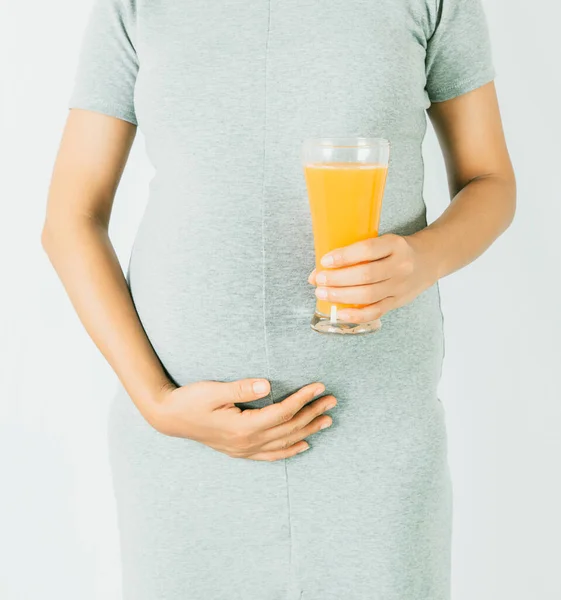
{"left": 148, "top": 380, "right": 337, "bottom": 461}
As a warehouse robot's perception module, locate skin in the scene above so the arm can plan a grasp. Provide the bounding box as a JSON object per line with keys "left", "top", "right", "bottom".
{"left": 42, "top": 81, "right": 515, "bottom": 462}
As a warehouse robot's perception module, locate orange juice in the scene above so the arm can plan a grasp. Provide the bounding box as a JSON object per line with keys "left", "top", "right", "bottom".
{"left": 304, "top": 162, "right": 388, "bottom": 316}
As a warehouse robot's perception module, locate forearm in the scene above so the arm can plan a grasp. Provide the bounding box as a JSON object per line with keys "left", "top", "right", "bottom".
{"left": 42, "top": 216, "right": 174, "bottom": 420}
{"left": 409, "top": 173, "right": 516, "bottom": 281}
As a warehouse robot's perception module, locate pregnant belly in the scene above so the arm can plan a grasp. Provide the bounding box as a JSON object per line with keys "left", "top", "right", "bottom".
{"left": 127, "top": 172, "right": 444, "bottom": 410}
{"left": 129, "top": 232, "right": 445, "bottom": 418}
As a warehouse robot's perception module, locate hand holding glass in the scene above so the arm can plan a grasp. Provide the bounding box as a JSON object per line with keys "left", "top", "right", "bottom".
{"left": 302, "top": 137, "right": 390, "bottom": 335}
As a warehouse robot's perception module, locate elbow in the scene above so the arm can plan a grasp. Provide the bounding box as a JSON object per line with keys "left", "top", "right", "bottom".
{"left": 41, "top": 211, "right": 106, "bottom": 259}
{"left": 483, "top": 168, "right": 517, "bottom": 233}
{"left": 41, "top": 216, "right": 70, "bottom": 259}
{"left": 41, "top": 221, "right": 53, "bottom": 255}
{"left": 504, "top": 170, "right": 517, "bottom": 231}
{"left": 41, "top": 219, "right": 59, "bottom": 257}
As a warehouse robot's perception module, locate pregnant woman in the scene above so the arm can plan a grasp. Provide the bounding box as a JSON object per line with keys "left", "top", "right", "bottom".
{"left": 42, "top": 0, "right": 516, "bottom": 598}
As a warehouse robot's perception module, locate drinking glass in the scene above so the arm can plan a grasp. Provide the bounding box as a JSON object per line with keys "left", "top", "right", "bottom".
{"left": 302, "top": 137, "right": 390, "bottom": 335}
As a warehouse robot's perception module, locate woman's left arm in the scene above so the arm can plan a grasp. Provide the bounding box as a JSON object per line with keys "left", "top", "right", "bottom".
{"left": 309, "top": 81, "right": 517, "bottom": 323}
{"left": 413, "top": 80, "right": 516, "bottom": 279}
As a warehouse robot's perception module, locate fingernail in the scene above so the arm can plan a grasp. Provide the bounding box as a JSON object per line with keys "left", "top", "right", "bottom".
{"left": 325, "top": 402, "right": 337, "bottom": 410}
{"left": 315, "top": 287, "right": 328, "bottom": 299}
{"left": 321, "top": 255, "right": 334, "bottom": 267}
{"left": 314, "top": 385, "right": 325, "bottom": 396}
{"left": 253, "top": 381, "right": 269, "bottom": 394}
{"left": 316, "top": 273, "right": 327, "bottom": 285}
{"left": 320, "top": 420, "right": 332, "bottom": 430}
{"left": 298, "top": 444, "right": 310, "bottom": 453}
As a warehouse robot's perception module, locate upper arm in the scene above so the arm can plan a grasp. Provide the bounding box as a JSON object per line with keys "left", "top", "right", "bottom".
{"left": 45, "top": 110, "right": 136, "bottom": 229}
{"left": 45, "top": 0, "right": 139, "bottom": 228}
{"left": 427, "top": 82, "right": 515, "bottom": 197}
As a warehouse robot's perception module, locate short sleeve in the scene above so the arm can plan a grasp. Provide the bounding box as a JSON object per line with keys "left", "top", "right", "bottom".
{"left": 68, "top": 0, "right": 139, "bottom": 125}
{"left": 425, "top": 0, "right": 495, "bottom": 103}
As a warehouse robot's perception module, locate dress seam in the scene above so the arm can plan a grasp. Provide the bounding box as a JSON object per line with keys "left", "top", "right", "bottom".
{"left": 260, "top": 6, "right": 272, "bottom": 397}
{"left": 259, "top": 3, "right": 294, "bottom": 596}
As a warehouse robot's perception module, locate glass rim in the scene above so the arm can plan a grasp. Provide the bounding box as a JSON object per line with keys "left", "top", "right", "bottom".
{"left": 302, "top": 136, "right": 390, "bottom": 149}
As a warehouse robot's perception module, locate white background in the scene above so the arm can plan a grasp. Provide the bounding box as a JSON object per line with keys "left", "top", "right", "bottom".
{"left": 1, "top": 1, "right": 560, "bottom": 598}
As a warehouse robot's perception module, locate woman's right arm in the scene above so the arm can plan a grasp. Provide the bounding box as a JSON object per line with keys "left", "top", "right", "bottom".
{"left": 42, "top": 109, "right": 335, "bottom": 460}
{"left": 42, "top": 109, "right": 176, "bottom": 423}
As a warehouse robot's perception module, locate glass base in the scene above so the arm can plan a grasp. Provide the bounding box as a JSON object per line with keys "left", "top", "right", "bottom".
{"left": 310, "top": 311, "right": 382, "bottom": 335}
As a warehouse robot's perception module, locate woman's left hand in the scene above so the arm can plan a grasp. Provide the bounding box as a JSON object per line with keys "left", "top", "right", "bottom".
{"left": 308, "top": 233, "right": 440, "bottom": 324}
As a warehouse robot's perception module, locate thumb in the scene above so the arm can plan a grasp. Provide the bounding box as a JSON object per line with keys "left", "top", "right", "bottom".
{"left": 203, "top": 378, "right": 271, "bottom": 407}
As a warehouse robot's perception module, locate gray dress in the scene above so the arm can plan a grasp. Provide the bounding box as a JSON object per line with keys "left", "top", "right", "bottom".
{"left": 69, "top": 1, "right": 495, "bottom": 598}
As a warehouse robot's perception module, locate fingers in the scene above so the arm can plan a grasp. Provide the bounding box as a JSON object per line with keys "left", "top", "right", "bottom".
{"left": 337, "top": 297, "right": 395, "bottom": 323}
{"left": 257, "top": 394, "right": 336, "bottom": 448}
{"left": 245, "top": 441, "right": 311, "bottom": 462}
{"left": 258, "top": 413, "right": 333, "bottom": 452}
{"left": 203, "top": 378, "right": 271, "bottom": 408}
{"left": 319, "top": 234, "right": 403, "bottom": 268}
{"left": 307, "top": 268, "right": 317, "bottom": 284}
{"left": 315, "top": 281, "right": 392, "bottom": 306}
{"left": 314, "top": 258, "right": 393, "bottom": 287}
{"left": 241, "top": 382, "right": 326, "bottom": 431}
{"left": 223, "top": 384, "right": 336, "bottom": 461}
